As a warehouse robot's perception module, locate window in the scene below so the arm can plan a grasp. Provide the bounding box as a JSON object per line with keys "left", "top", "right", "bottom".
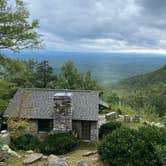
{"left": 38, "top": 119, "right": 53, "bottom": 132}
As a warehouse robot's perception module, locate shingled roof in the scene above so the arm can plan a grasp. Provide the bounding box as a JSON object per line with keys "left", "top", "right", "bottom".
{"left": 4, "top": 88, "right": 101, "bottom": 121}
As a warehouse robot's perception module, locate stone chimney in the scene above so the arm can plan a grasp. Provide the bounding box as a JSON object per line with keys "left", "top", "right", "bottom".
{"left": 53, "top": 92, "right": 72, "bottom": 132}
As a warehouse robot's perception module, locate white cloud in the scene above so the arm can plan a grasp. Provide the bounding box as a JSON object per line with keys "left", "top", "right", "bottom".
{"left": 23, "top": 0, "right": 166, "bottom": 53}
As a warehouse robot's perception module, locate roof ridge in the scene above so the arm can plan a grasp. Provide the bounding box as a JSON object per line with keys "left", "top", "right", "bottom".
{"left": 19, "top": 88, "right": 99, "bottom": 93}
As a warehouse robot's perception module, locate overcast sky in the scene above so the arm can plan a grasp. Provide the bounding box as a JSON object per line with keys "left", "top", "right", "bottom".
{"left": 24, "top": 0, "right": 166, "bottom": 53}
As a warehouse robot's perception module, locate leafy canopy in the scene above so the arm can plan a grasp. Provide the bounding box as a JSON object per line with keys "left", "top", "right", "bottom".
{"left": 98, "top": 126, "right": 166, "bottom": 166}
{"left": 0, "top": 0, "right": 42, "bottom": 50}
{"left": 56, "top": 61, "right": 101, "bottom": 90}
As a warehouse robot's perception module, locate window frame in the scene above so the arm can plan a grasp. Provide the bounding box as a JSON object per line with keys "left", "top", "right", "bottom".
{"left": 37, "top": 119, "right": 53, "bottom": 132}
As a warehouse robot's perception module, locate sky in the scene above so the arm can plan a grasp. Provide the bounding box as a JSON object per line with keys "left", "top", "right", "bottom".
{"left": 23, "top": 0, "right": 166, "bottom": 53}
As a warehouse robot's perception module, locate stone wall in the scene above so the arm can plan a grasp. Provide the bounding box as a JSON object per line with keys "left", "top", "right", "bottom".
{"left": 29, "top": 120, "right": 38, "bottom": 133}
{"left": 28, "top": 120, "right": 49, "bottom": 140}
{"left": 90, "top": 122, "right": 98, "bottom": 141}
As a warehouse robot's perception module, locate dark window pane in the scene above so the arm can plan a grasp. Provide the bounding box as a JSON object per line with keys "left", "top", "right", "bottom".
{"left": 38, "top": 119, "right": 53, "bottom": 132}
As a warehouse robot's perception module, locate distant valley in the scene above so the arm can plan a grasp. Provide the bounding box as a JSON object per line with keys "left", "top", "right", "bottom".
{"left": 2, "top": 50, "right": 166, "bottom": 86}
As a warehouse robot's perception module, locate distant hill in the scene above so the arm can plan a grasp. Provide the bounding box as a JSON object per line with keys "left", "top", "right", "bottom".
{"left": 118, "top": 64, "right": 166, "bottom": 89}
{"left": 2, "top": 50, "right": 166, "bottom": 86}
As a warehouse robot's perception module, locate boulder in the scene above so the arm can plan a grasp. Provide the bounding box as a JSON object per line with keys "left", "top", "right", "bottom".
{"left": 0, "top": 162, "right": 6, "bottom": 166}
{"left": 23, "top": 153, "right": 43, "bottom": 164}
{"left": 153, "top": 122, "right": 164, "bottom": 128}
{"left": 42, "top": 155, "right": 48, "bottom": 160}
{"left": 82, "top": 151, "right": 97, "bottom": 157}
{"left": 26, "top": 150, "right": 34, "bottom": 154}
{"left": 78, "top": 161, "right": 88, "bottom": 166}
{"left": 1, "top": 145, "right": 20, "bottom": 158}
{"left": 1, "top": 130, "right": 7, "bottom": 134}
{"left": 0, "top": 132, "right": 10, "bottom": 145}
{"left": 105, "top": 112, "right": 118, "bottom": 121}
{"left": 0, "top": 150, "right": 11, "bottom": 162}
{"left": 47, "top": 154, "right": 59, "bottom": 164}
{"left": 118, "top": 115, "right": 124, "bottom": 119}
{"left": 132, "top": 116, "right": 141, "bottom": 123}
{"left": 124, "top": 115, "right": 131, "bottom": 122}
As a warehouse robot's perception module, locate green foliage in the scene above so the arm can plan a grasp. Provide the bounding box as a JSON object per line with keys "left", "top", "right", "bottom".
{"left": 119, "top": 64, "right": 166, "bottom": 90}
{"left": 98, "top": 126, "right": 166, "bottom": 166}
{"left": 0, "top": 141, "right": 4, "bottom": 149}
{"left": 83, "top": 71, "right": 101, "bottom": 90}
{"left": 12, "top": 134, "right": 41, "bottom": 151}
{"left": 1, "top": 56, "right": 55, "bottom": 88}
{"left": 155, "top": 145, "right": 166, "bottom": 166}
{"left": 117, "top": 65, "right": 166, "bottom": 117}
{"left": 0, "top": 0, "right": 42, "bottom": 50}
{"left": 99, "top": 109, "right": 110, "bottom": 115}
{"left": 7, "top": 119, "right": 31, "bottom": 139}
{"left": 40, "top": 132, "right": 79, "bottom": 155}
{"left": 106, "top": 92, "right": 120, "bottom": 105}
{"left": 98, "top": 127, "right": 137, "bottom": 166}
{"left": 0, "top": 79, "right": 17, "bottom": 129}
{"left": 138, "top": 125, "right": 166, "bottom": 146}
{"left": 34, "top": 60, "right": 55, "bottom": 88}
{"left": 122, "top": 84, "right": 166, "bottom": 116}
{"left": 56, "top": 61, "right": 83, "bottom": 89}
{"left": 99, "top": 121, "right": 122, "bottom": 138}
{"left": 56, "top": 61, "right": 101, "bottom": 90}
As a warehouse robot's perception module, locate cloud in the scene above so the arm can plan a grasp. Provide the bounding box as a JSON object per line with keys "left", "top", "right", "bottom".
{"left": 23, "top": 0, "right": 166, "bottom": 52}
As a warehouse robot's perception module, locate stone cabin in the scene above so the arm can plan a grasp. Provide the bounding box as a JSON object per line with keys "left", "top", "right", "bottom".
{"left": 4, "top": 88, "right": 109, "bottom": 141}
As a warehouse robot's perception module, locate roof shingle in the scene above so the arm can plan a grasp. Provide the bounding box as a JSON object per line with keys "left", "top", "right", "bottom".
{"left": 4, "top": 88, "right": 100, "bottom": 121}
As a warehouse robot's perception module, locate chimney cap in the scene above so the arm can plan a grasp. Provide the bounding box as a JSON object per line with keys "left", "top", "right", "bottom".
{"left": 54, "top": 92, "right": 72, "bottom": 97}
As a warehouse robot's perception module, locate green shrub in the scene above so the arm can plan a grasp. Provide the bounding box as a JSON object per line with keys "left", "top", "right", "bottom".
{"left": 12, "top": 134, "right": 41, "bottom": 151}
{"left": 0, "top": 141, "right": 4, "bottom": 149}
{"left": 155, "top": 145, "right": 166, "bottom": 166}
{"left": 98, "top": 126, "right": 166, "bottom": 166}
{"left": 99, "top": 121, "right": 122, "bottom": 138}
{"left": 138, "top": 125, "right": 166, "bottom": 145}
{"left": 99, "top": 109, "right": 110, "bottom": 115}
{"left": 40, "top": 132, "right": 79, "bottom": 155}
{"left": 98, "top": 127, "right": 137, "bottom": 166}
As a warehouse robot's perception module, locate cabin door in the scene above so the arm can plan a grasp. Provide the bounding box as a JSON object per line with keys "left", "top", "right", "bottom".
{"left": 81, "top": 122, "right": 91, "bottom": 140}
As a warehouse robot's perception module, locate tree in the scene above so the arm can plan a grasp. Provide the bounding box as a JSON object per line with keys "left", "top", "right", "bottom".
{"left": 34, "top": 60, "right": 55, "bottom": 88}
{"left": 56, "top": 61, "right": 83, "bottom": 90}
{"left": 0, "top": 80, "right": 17, "bottom": 130}
{"left": 83, "top": 71, "right": 101, "bottom": 90}
{"left": 1, "top": 55, "right": 28, "bottom": 87}
{"left": 106, "top": 92, "right": 120, "bottom": 105}
{"left": 56, "top": 61, "right": 101, "bottom": 90}
{"left": 0, "top": 0, "right": 42, "bottom": 50}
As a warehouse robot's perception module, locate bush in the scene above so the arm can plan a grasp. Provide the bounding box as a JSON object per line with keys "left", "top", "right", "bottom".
{"left": 7, "top": 119, "right": 31, "bottom": 139}
{"left": 40, "top": 132, "right": 79, "bottom": 155}
{"left": 155, "top": 145, "right": 166, "bottom": 166}
{"left": 98, "top": 126, "right": 166, "bottom": 166}
{"left": 0, "top": 141, "right": 4, "bottom": 149}
{"left": 138, "top": 125, "right": 166, "bottom": 145}
{"left": 12, "top": 134, "right": 41, "bottom": 151}
{"left": 99, "top": 121, "right": 122, "bottom": 138}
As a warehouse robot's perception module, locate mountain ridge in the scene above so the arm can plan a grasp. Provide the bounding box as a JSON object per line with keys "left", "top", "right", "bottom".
{"left": 118, "top": 64, "right": 166, "bottom": 89}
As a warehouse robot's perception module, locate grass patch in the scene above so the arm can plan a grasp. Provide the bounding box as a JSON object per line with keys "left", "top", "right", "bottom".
{"left": 6, "top": 143, "right": 103, "bottom": 166}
